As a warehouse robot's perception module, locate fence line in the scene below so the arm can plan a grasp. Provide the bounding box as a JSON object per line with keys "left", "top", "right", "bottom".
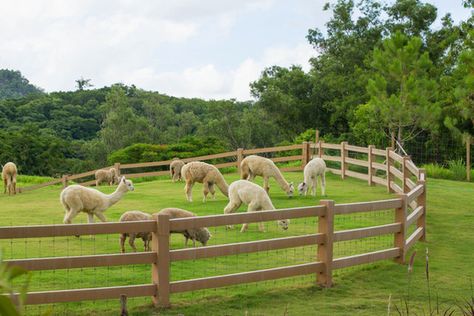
{"left": 4, "top": 140, "right": 426, "bottom": 308}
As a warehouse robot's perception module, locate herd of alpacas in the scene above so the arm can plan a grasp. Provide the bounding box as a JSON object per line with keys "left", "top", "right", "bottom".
{"left": 2, "top": 156, "right": 327, "bottom": 253}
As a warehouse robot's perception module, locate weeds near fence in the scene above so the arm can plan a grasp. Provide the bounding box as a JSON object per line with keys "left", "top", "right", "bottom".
{"left": 423, "top": 160, "right": 470, "bottom": 181}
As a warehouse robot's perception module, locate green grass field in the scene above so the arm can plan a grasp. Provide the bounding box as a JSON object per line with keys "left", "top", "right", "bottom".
{"left": 1, "top": 171, "right": 473, "bottom": 315}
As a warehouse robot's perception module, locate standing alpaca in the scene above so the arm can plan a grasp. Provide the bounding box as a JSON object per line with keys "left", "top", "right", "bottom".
{"left": 224, "top": 180, "right": 290, "bottom": 233}
{"left": 95, "top": 168, "right": 119, "bottom": 186}
{"left": 240, "top": 155, "right": 294, "bottom": 197}
{"left": 170, "top": 158, "right": 185, "bottom": 182}
{"left": 298, "top": 158, "right": 326, "bottom": 197}
{"left": 2, "top": 162, "right": 18, "bottom": 195}
{"left": 181, "top": 161, "right": 229, "bottom": 202}
{"left": 119, "top": 210, "right": 152, "bottom": 253}
{"left": 61, "top": 176, "right": 134, "bottom": 224}
{"left": 153, "top": 208, "right": 211, "bottom": 247}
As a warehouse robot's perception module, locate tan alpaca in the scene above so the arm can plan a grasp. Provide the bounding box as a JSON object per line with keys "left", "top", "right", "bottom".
{"left": 2, "top": 162, "right": 17, "bottom": 195}
{"left": 170, "top": 158, "right": 185, "bottom": 182}
{"left": 181, "top": 161, "right": 229, "bottom": 202}
{"left": 119, "top": 210, "right": 152, "bottom": 253}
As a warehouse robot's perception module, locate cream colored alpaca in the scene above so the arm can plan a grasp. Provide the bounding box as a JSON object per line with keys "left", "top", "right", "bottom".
{"left": 170, "top": 158, "right": 185, "bottom": 182}
{"left": 95, "top": 168, "right": 119, "bottom": 186}
{"left": 298, "top": 158, "right": 326, "bottom": 197}
{"left": 61, "top": 176, "right": 134, "bottom": 224}
{"left": 2, "top": 162, "right": 17, "bottom": 195}
{"left": 153, "top": 208, "right": 211, "bottom": 247}
{"left": 240, "top": 155, "right": 294, "bottom": 197}
{"left": 119, "top": 210, "right": 152, "bottom": 253}
{"left": 181, "top": 161, "right": 229, "bottom": 202}
{"left": 224, "top": 180, "right": 290, "bottom": 233}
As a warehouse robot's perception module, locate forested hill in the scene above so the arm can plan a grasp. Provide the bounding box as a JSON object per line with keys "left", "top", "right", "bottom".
{"left": 0, "top": 69, "right": 43, "bottom": 100}
{"left": 0, "top": 0, "right": 472, "bottom": 177}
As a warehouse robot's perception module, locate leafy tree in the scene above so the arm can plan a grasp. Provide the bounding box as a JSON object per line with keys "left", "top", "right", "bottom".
{"left": 75, "top": 77, "right": 93, "bottom": 91}
{"left": 358, "top": 31, "right": 440, "bottom": 147}
{"left": 0, "top": 69, "right": 42, "bottom": 99}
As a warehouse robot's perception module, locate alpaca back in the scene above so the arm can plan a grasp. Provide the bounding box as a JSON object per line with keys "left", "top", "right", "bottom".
{"left": 181, "top": 162, "right": 214, "bottom": 182}
{"left": 305, "top": 158, "right": 326, "bottom": 177}
{"left": 230, "top": 180, "right": 275, "bottom": 210}
{"left": 60, "top": 185, "right": 108, "bottom": 212}
{"left": 2, "top": 162, "right": 17, "bottom": 183}
{"left": 241, "top": 155, "right": 280, "bottom": 177}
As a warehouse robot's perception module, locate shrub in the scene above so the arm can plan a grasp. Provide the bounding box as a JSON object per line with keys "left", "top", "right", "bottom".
{"left": 447, "top": 159, "right": 466, "bottom": 181}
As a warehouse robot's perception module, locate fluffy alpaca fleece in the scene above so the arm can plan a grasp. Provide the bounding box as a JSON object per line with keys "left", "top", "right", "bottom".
{"left": 240, "top": 155, "right": 294, "bottom": 197}
{"left": 95, "top": 168, "right": 119, "bottom": 186}
{"left": 170, "top": 158, "right": 185, "bottom": 182}
{"left": 153, "top": 208, "right": 211, "bottom": 247}
{"left": 61, "top": 176, "right": 134, "bottom": 224}
{"left": 119, "top": 210, "right": 152, "bottom": 253}
{"left": 224, "top": 180, "right": 290, "bottom": 233}
{"left": 181, "top": 161, "right": 229, "bottom": 202}
{"left": 298, "top": 158, "right": 326, "bottom": 197}
{"left": 2, "top": 162, "right": 17, "bottom": 195}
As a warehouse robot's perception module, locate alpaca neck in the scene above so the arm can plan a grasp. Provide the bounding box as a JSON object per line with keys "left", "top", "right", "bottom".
{"left": 216, "top": 175, "right": 229, "bottom": 197}
{"left": 273, "top": 168, "right": 289, "bottom": 191}
{"left": 106, "top": 185, "right": 126, "bottom": 207}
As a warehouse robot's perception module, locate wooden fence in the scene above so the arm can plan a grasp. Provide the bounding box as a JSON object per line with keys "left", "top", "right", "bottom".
{"left": 3, "top": 141, "right": 426, "bottom": 308}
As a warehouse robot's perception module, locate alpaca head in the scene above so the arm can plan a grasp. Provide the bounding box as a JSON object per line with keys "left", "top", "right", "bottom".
{"left": 297, "top": 182, "right": 307, "bottom": 195}
{"left": 277, "top": 219, "right": 290, "bottom": 230}
{"left": 188, "top": 228, "right": 212, "bottom": 246}
{"left": 287, "top": 182, "right": 294, "bottom": 197}
{"left": 118, "top": 176, "right": 134, "bottom": 191}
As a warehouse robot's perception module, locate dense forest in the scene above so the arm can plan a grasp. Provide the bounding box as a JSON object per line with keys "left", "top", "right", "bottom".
{"left": 0, "top": 0, "right": 472, "bottom": 176}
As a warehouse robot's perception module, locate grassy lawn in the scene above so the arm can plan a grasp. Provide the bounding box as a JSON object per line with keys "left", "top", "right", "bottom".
{"left": 0, "top": 172, "right": 473, "bottom": 315}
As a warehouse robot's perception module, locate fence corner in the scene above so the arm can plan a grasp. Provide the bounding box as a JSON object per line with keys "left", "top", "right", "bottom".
{"left": 394, "top": 193, "right": 407, "bottom": 264}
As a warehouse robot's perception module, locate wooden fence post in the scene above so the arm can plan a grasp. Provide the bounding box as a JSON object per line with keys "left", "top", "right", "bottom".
{"left": 315, "top": 129, "right": 320, "bottom": 145}
{"left": 386, "top": 147, "right": 393, "bottom": 193}
{"left": 368, "top": 145, "right": 374, "bottom": 186}
{"left": 120, "top": 294, "right": 128, "bottom": 316}
{"left": 302, "top": 142, "right": 310, "bottom": 167}
{"left": 340, "top": 142, "right": 348, "bottom": 180}
{"left": 394, "top": 194, "right": 407, "bottom": 264}
{"left": 317, "top": 200, "right": 334, "bottom": 287}
{"left": 391, "top": 131, "right": 396, "bottom": 150}
{"left": 417, "top": 168, "right": 427, "bottom": 242}
{"left": 318, "top": 140, "right": 323, "bottom": 158}
{"left": 61, "top": 175, "right": 68, "bottom": 188}
{"left": 114, "top": 163, "right": 121, "bottom": 177}
{"left": 237, "top": 148, "right": 244, "bottom": 176}
{"left": 402, "top": 156, "right": 410, "bottom": 193}
{"left": 467, "top": 135, "right": 471, "bottom": 182}
{"left": 152, "top": 214, "right": 170, "bottom": 308}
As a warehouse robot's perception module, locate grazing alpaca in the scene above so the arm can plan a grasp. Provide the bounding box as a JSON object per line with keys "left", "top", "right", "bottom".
{"left": 181, "top": 161, "right": 229, "bottom": 202}
{"left": 298, "top": 158, "right": 326, "bottom": 197}
{"left": 153, "top": 208, "right": 211, "bottom": 247}
{"left": 240, "top": 155, "right": 294, "bottom": 197}
{"left": 2, "top": 162, "right": 17, "bottom": 195}
{"left": 224, "top": 180, "right": 290, "bottom": 233}
{"left": 119, "top": 210, "right": 152, "bottom": 253}
{"left": 95, "top": 168, "right": 119, "bottom": 186}
{"left": 61, "top": 176, "right": 134, "bottom": 224}
{"left": 170, "top": 158, "right": 185, "bottom": 182}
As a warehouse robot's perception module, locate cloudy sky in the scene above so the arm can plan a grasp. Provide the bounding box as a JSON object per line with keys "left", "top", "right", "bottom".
{"left": 0, "top": 0, "right": 471, "bottom": 100}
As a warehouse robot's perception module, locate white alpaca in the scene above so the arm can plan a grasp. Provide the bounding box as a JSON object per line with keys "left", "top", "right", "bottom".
{"left": 298, "top": 158, "right": 326, "bottom": 197}
{"left": 181, "top": 161, "right": 229, "bottom": 202}
{"left": 170, "top": 158, "right": 185, "bottom": 182}
{"left": 61, "top": 176, "right": 134, "bottom": 224}
{"left": 2, "top": 162, "right": 17, "bottom": 195}
{"left": 95, "top": 168, "right": 119, "bottom": 186}
{"left": 119, "top": 210, "right": 152, "bottom": 253}
{"left": 153, "top": 208, "right": 212, "bottom": 247}
{"left": 240, "top": 155, "right": 294, "bottom": 197}
{"left": 224, "top": 180, "right": 290, "bottom": 233}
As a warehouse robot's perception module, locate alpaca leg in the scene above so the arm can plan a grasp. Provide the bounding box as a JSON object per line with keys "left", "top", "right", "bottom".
{"left": 128, "top": 234, "right": 137, "bottom": 252}
{"left": 12, "top": 181, "right": 16, "bottom": 195}
{"left": 87, "top": 213, "right": 95, "bottom": 223}
{"left": 209, "top": 183, "right": 216, "bottom": 200}
{"left": 312, "top": 177, "right": 317, "bottom": 197}
{"left": 3, "top": 178, "right": 6, "bottom": 194}
{"left": 241, "top": 203, "right": 260, "bottom": 233}
{"left": 321, "top": 173, "right": 326, "bottom": 196}
{"left": 202, "top": 182, "right": 210, "bottom": 202}
{"left": 224, "top": 200, "right": 241, "bottom": 229}
{"left": 185, "top": 236, "right": 189, "bottom": 247}
{"left": 185, "top": 180, "right": 194, "bottom": 202}
{"left": 248, "top": 172, "right": 255, "bottom": 181}
{"left": 120, "top": 234, "right": 127, "bottom": 253}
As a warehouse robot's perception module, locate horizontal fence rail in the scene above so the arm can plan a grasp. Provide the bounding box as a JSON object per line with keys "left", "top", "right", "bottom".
{"left": 3, "top": 139, "right": 426, "bottom": 309}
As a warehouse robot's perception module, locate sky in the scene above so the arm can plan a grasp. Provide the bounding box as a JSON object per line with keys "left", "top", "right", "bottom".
{"left": 0, "top": 0, "right": 471, "bottom": 100}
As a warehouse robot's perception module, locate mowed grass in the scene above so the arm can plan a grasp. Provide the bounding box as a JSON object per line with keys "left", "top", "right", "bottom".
{"left": 0, "top": 172, "right": 473, "bottom": 315}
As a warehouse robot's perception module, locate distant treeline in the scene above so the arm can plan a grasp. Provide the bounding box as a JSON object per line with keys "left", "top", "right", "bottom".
{"left": 0, "top": 0, "right": 472, "bottom": 176}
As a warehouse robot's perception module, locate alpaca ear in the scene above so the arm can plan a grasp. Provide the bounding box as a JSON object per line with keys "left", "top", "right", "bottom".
{"left": 121, "top": 176, "right": 126, "bottom": 183}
